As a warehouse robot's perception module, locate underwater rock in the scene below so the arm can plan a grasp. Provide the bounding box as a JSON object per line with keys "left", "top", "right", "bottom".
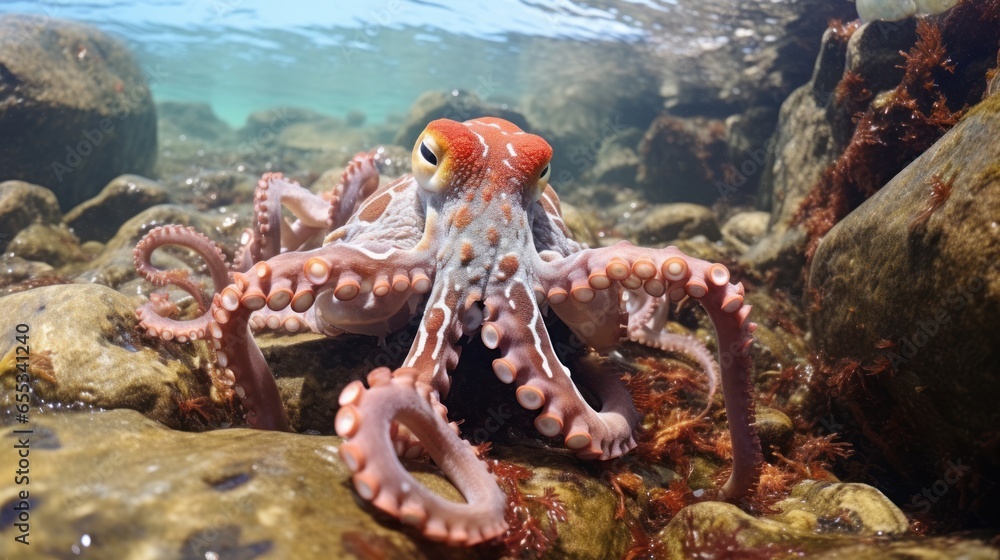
{"left": 741, "top": 226, "right": 810, "bottom": 290}
{"left": 991, "top": 57, "right": 1000, "bottom": 95}
{"left": 757, "top": 24, "right": 850, "bottom": 238}
{"left": 619, "top": 203, "right": 721, "bottom": 246}
{"left": 0, "top": 15, "right": 157, "bottom": 210}
{"left": 775, "top": 481, "right": 909, "bottom": 536}
{"left": 164, "top": 170, "right": 258, "bottom": 210}
{"left": 583, "top": 127, "right": 642, "bottom": 186}
{"left": 754, "top": 6, "right": 998, "bottom": 290}
{"left": 809, "top": 89, "right": 1000, "bottom": 523}
{"left": 277, "top": 118, "right": 375, "bottom": 155}
{"left": 636, "top": 115, "right": 729, "bottom": 205}
{"left": 756, "top": 17, "right": 919, "bottom": 236}
{"left": 787, "top": 6, "right": 998, "bottom": 269}
{"left": 653, "top": 481, "right": 996, "bottom": 559}
{"left": 5, "top": 223, "right": 87, "bottom": 267}
{"left": 0, "top": 285, "right": 214, "bottom": 428}
{"left": 0, "top": 180, "right": 62, "bottom": 250}
{"left": 738, "top": 285, "right": 811, "bottom": 375}
{"left": 558, "top": 202, "right": 602, "bottom": 248}
{"left": 657, "top": 0, "right": 855, "bottom": 115}
{"left": 76, "top": 203, "right": 247, "bottom": 288}
{"left": 855, "top": 0, "right": 959, "bottom": 22}
{"left": 345, "top": 109, "right": 366, "bottom": 127}
{"left": 252, "top": 331, "right": 380, "bottom": 433}
{"left": 844, "top": 19, "right": 918, "bottom": 106}
{"left": 237, "top": 106, "right": 320, "bottom": 140}
{"left": 754, "top": 405, "right": 794, "bottom": 456}
{"left": 520, "top": 40, "right": 662, "bottom": 184}
{"left": 233, "top": 107, "right": 377, "bottom": 172}
{"left": 157, "top": 101, "right": 233, "bottom": 142}
{"left": 0, "top": 409, "right": 628, "bottom": 559}
{"left": 721, "top": 211, "right": 770, "bottom": 254}
{"left": 393, "top": 90, "right": 529, "bottom": 148}
{"left": 0, "top": 255, "right": 55, "bottom": 291}
{"left": 724, "top": 106, "right": 779, "bottom": 201}
{"left": 64, "top": 174, "right": 169, "bottom": 243}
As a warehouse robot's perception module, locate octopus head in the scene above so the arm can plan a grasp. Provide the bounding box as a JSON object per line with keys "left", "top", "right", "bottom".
{"left": 411, "top": 117, "right": 552, "bottom": 206}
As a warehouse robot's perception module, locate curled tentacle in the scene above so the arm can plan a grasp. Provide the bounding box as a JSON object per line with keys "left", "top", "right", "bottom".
{"left": 335, "top": 367, "right": 507, "bottom": 545}
{"left": 536, "top": 242, "right": 763, "bottom": 500}
{"left": 133, "top": 225, "right": 232, "bottom": 342}
{"left": 147, "top": 291, "right": 180, "bottom": 317}
{"left": 625, "top": 290, "right": 721, "bottom": 419}
{"left": 234, "top": 172, "right": 333, "bottom": 271}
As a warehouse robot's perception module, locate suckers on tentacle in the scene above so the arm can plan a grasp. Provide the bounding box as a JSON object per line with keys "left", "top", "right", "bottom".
{"left": 132, "top": 116, "right": 764, "bottom": 547}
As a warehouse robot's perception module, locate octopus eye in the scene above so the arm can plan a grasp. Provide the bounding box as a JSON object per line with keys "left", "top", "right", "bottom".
{"left": 530, "top": 161, "right": 552, "bottom": 201}
{"left": 419, "top": 141, "right": 438, "bottom": 166}
{"left": 413, "top": 134, "right": 444, "bottom": 192}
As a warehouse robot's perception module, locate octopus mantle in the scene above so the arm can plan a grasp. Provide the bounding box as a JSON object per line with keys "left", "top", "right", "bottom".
{"left": 133, "top": 117, "right": 762, "bottom": 546}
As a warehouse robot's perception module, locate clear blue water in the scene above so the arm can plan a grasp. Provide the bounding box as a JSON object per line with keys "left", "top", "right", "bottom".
{"left": 0, "top": 0, "right": 656, "bottom": 126}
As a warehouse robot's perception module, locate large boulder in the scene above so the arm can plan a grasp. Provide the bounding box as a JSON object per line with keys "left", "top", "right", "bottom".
{"left": 157, "top": 101, "right": 233, "bottom": 142}
{"left": 0, "top": 15, "right": 157, "bottom": 210}
{"left": 0, "top": 284, "right": 215, "bottom": 429}
{"left": 0, "top": 409, "right": 629, "bottom": 559}
{"left": 808, "top": 90, "right": 1000, "bottom": 522}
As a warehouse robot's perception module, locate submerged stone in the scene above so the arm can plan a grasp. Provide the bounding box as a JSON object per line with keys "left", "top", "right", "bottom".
{"left": 64, "top": 174, "right": 169, "bottom": 243}
{"left": 619, "top": 203, "right": 721, "bottom": 246}
{"left": 0, "top": 180, "right": 62, "bottom": 250}
{"left": 5, "top": 223, "right": 87, "bottom": 267}
{"left": 654, "top": 482, "right": 996, "bottom": 559}
{"left": 0, "top": 284, "right": 215, "bottom": 428}
{"left": 0, "top": 15, "right": 157, "bottom": 210}
{"left": 809, "top": 89, "right": 1000, "bottom": 523}
{"left": 0, "top": 409, "right": 628, "bottom": 559}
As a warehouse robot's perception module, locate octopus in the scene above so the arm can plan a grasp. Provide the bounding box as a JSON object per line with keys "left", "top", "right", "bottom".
{"left": 133, "top": 117, "right": 762, "bottom": 546}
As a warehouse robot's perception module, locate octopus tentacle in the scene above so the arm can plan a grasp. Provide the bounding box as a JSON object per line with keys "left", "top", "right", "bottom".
{"left": 210, "top": 291, "right": 291, "bottom": 431}
{"left": 566, "top": 359, "right": 642, "bottom": 458}
{"left": 547, "top": 284, "right": 627, "bottom": 354}
{"left": 625, "top": 290, "right": 721, "bottom": 418}
{"left": 223, "top": 245, "right": 432, "bottom": 325}
{"left": 537, "top": 242, "right": 763, "bottom": 500}
{"left": 483, "top": 281, "right": 640, "bottom": 461}
{"left": 335, "top": 367, "right": 507, "bottom": 545}
{"left": 133, "top": 225, "right": 232, "bottom": 342}
{"left": 234, "top": 172, "right": 333, "bottom": 271}
{"left": 248, "top": 306, "right": 319, "bottom": 334}
{"left": 329, "top": 151, "right": 381, "bottom": 229}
